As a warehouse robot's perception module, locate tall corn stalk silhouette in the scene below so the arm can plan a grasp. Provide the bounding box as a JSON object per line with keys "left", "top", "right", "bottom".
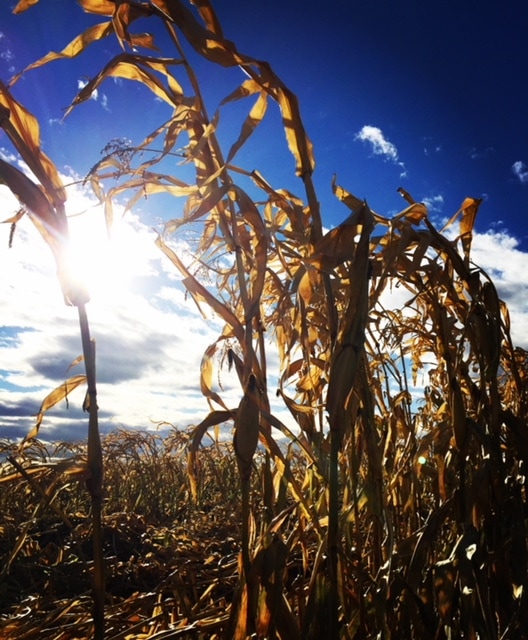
{"left": 1, "top": 83, "right": 105, "bottom": 640}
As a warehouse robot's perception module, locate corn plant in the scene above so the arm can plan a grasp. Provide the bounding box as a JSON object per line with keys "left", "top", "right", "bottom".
{"left": 0, "top": 81, "right": 105, "bottom": 637}
{"left": 3, "top": 1, "right": 528, "bottom": 638}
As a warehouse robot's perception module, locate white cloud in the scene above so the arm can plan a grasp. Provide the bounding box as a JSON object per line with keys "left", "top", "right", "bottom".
{"left": 77, "top": 79, "right": 109, "bottom": 110}
{"left": 422, "top": 194, "right": 444, "bottom": 212}
{"left": 470, "top": 230, "right": 528, "bottom": 345}
{"left": 0, "top": 147, "right": 18, "bottom": 163}
{"left": 3, "top": 165, "right": 528, "bottom": 444}
{"left": 512, "top": 160, "right": 528, "bottom": 184}
{"left": 469, "top": 146, "right": 494, "bottom": 160}
{"left": 0, "top": 31, "right": 13, "bottom": 63}
{"left": 423, "top": 144, "right": 442, "bottom": 156}
{"left": 0, "top": 47, "right": 14, "bottom": 62}
{"left": 355, "top": 125, "right": 407, "bottom": 176}
{"left": 78, "top": 78, "right": 97, "bottom": 100}
{"left": 0, "top": 175, "right": 248, "bottom": 442}
{"left": 356, "top": 125, "right": 398, "bottom": 160}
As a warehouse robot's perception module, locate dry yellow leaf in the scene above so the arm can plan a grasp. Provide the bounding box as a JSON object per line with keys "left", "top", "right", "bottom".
{"left": 26, "top": 375, "right": 87, "bottom": 441}
{"left": 78, "top": 0, "right": 116, "bottom": 15}
{"left": 226, "top": 92, "right": 268, "bottom": 164}
{"left": 10, "top": 23, "right": 114, "bottom": 85}
{"left": 13, "top": 0, "right": 40, "bottom": 13}
{"left": 68, "top": 57, "right": 181, "bottom": 113}
{"left": 200, "top": 342, "right": 229, "bottom": 410}
{"left": 0, "top": 82, "right": 66, "bottom": 210}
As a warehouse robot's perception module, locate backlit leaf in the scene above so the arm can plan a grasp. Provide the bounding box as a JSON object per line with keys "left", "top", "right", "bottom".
{"left": 459, "top": 196, "right": 482, "bottom": 263}
{"left": 13, "top": 0, "right": 40, "bottom": 13}
{"left": 9, "top": 22, "right": 114, "bottom": 84}
{"left": 225, "top": 91, "right": 268, "bottom": 163}
{"left": 326, "top": 203, "right": 374, "bottom": 431}
{"left": 200, "top": 342, "right": 229, "bottom": 410}
{"left": 78, "top": 0, "right": 116, "bottom": 15}
{"left": 192, "top": 0, "right": 225, "bottom": 36}
{"left": 155, "top": 234, "right": 245, "bottom": 343}
{"left": 230, "top": 186, "right": 268, "bottom": 320}
{"left": 66, "top": 55, "right": 183, "bottom": 114}
{"left": 26, "top": 375, "right": 87, "bottom": 441}
{"left": 275, "top": 86, "right": 315, "bottom": 177}
{"left": 0, "top": 82, "right": 66, "bottom": 211}
{"left": 0, "top": 158, "right": 66, "bottom": 249}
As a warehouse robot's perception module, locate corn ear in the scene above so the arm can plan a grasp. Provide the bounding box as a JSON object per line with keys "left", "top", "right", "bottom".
{"left": 234, "top": 374, "right": 261, "bottom": 481}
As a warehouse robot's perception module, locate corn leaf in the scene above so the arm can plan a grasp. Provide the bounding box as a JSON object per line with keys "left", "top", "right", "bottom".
{"left": 200, "top": 342, "right": 230, "bottom": 410}
{"left": 187, "top": 409, "right": 235, "bottom": 499}
{"left": 78, "top": 0, "right": 116, "bottom": 15}
{"left": 459, "top": 196, "right": 481, "bottom": 263}
{"left": 13, "top": 0, "right": 40, "bottom": 13}
{"left": 225, "top": 91, "right": 268, "bottom": 164}
{"left": 0, "top": 83, "right": 66, "bottom": 211}
{"left": 66, "top": 54, "right": 183, "bottom": 114}
{"left": 26, "top": 375, "right": 87, "bottom": 441}
{"left": 0, "top": 158, "right": 66, "bottom": 243}
{"left": 9, "top": 22, "right": 114, "bottom": 84}
{"left": 274, "top": 85, "right": 315, "bottom": 177}
{"left": 326, "top": 203, "right": 374, "bottom": 431}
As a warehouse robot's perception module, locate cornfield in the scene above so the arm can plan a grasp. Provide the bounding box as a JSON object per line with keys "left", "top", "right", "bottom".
{"left": 1, "top": 1, "right": 528, "bottom": 638}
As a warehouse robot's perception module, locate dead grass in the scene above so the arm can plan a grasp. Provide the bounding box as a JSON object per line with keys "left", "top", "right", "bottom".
{"left": 0, "top": 431, "right": 246, "bottom": 639}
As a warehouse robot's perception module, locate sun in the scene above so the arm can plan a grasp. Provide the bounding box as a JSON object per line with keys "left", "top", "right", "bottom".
{"left": 64, "top": 208, "right": 151, "bottom": 308}
{"left": 1, "top": 173, "right": 159, "bottom": 313}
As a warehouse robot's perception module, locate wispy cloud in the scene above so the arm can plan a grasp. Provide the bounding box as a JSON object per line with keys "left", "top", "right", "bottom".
{"left": 469, "top": 146, "right": 494, "bottom": 160}
{"left": 0, "top": 47, "right": 14, "bottom": 62}
{"left": 0, "top": 173, "right": 286, "bottom": 441}
{"left": 421, "top": 136, "right": 442, "bottom": 156}
{"left": 422, "top": 194, "right": 444, "bottom": 212}
{"left": 0, "top": 147, "right": 18, "bottom": 163}
{"left": 0, "top": 31, "right": 15, "bottom": 73}
{"left": 78, "top": 78, "right": 98, "bottom": 100}
{"left": 355, "top": 125, "right": 407, "bottom": 177}
{"left": 3, "top": 166, "right": 528, "bottom": 443}
{"left": 512, "top": 160, "right": 528, "bottom": 184}
{"left": 423, "top": 145, "right": 442, "bottom": 156}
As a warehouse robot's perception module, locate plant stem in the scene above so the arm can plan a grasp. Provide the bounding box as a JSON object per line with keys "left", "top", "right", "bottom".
{"left": 327, "top": 427, "right": 341, "bottom": 639}
{"left": 77, "top": 303, "right": 105, "bottom": 640}
{"left": 241, "top": 477, "right": 256, "bottom": 636}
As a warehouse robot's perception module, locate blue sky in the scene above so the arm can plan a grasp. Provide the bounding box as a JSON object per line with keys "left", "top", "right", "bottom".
{"left": 1, "top": 1, "right": 528, "bottom": 441}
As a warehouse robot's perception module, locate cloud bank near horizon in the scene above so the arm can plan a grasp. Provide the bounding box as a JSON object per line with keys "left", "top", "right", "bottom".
{"left": 1, "top": 162, "right": 528, "bottom": 443}
{"left": 0, "top": 170, "right": 246, "bottom": 442}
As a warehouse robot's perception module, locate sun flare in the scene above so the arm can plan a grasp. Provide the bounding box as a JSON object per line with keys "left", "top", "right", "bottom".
{"left": 64, "top": 208, "right": 152, "bottom": 308}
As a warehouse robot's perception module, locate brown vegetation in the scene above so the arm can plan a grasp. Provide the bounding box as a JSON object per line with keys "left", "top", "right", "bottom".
{"left": 1, "top": 1, "right": 528, "bottom": 638}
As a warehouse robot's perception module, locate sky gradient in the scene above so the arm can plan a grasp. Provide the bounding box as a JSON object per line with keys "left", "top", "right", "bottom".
{"left": 1, "top": 1, "right": 528, "bottom": 441}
